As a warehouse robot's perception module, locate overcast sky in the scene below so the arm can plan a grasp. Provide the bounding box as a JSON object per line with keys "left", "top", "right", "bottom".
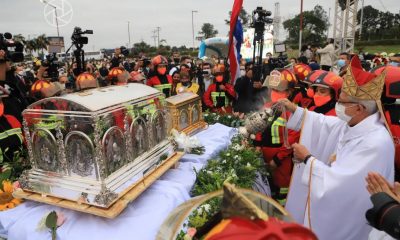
{"left": 0, "top": 0, "right": 398, "bottom": 51}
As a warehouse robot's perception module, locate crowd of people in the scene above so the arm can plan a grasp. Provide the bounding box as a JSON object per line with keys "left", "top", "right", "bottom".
{"left": 1, "top": 37, "right": 400, "bottom": 239}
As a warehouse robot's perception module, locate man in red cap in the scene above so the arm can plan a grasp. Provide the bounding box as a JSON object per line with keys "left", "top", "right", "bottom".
{"left": 280, "top": 56, "right": 394, "bottom": 240}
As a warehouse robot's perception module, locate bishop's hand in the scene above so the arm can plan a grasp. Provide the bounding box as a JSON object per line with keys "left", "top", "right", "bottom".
{"left": 292, "top": 143, "right": 311, "bottom": 162}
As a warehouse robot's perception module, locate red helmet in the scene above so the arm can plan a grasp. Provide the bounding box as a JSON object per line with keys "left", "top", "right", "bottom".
{"left": 311, "top": 71, "right": 343, "bottom": 99}
{"left": 293, "top": 63, "right": 312, "bottom": 81}
{"left": 205, "top": 217, "right": 317, "bottom": 240}
{"left": 371, "top": 65, "right": 400, "bottom": 99}
{"left": 76, "top": 72, "right": 97, "bottom": 90}
{"left": 151, "top": 55, "right": 168, "bottom": 66}
{"left": 304, "top": 70, "right": 326, "bottom": 85}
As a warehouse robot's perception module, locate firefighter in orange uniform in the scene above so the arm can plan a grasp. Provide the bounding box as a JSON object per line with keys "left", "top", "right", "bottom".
{"left": 146, "top": 55, "right": 173, "bottom": 97}
{"left": 372, "top": 65, "right": 400, "bottom": 181}
{"left": 203, "top": 64, "right": 236, "bottom": 113}
{"left": 292, "top": 63, "right": 313, "bottom": 108}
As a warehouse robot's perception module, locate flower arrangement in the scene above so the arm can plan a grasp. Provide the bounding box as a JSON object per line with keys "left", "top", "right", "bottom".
{"left": 37, "top": 211, "right": 66, "bottom": 240}
{"left": 202, "top": 112, "right": 243, "bottom": 128}
{"left": 171, "top": 129, "right": 205, "bottom": 155}
{"left": 0, "top": 180, "right": 22, "bottom": 211}
{"left": 176, "top": 135, "right": 267, "bottom": 239}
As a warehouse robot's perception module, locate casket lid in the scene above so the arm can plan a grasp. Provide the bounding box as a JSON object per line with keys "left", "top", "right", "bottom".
{"left": 165, "top": 92, "right": 199, "bottom": 106}
{"left": 28, "top": 84, "right": 161, "bottom": 112}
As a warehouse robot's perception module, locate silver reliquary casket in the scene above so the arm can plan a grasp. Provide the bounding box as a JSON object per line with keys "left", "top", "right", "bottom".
{"left": 19, "top": 84, "right": 175, "bottom": 208}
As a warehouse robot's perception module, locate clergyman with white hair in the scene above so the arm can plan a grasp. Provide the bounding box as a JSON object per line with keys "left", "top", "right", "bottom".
{"left": 278, "top": 56, "right": 394, "bottom": 240}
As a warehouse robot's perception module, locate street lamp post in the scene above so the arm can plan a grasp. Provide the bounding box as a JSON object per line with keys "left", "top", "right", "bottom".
{"left": 40, "top": 0, "right": 60, "bottom": 37}
{"left": 128, "top": 21, "right": 131, "bottom": 47}
{"left": 191, "top": 10, "right": 198, "bottom": 50}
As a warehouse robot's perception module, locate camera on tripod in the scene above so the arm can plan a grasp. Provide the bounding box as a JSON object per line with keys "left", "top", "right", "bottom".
{"left": 0, "top": 32, "right": 24, "bottom": 62}
{"left": 42, "top": 53, "right": 60, "bottom": 82}
{"left": 250, "top": 7, "right": 273, "bottom": 33}
{"left": 71, "top": 27, "right": 93, "bottom": 46}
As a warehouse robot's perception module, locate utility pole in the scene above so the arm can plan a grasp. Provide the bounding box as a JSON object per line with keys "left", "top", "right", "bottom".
{"left": 127, "top": 21, "right": 131, "bottom": 47}
{"left": 151, "top": 30, "right": 157, "bottom": 47}
{"left": 328, "top": 7, "right": 331, "bottom": 38}
{"left": 156, "top": 27, "right": 161, "bottom": 48}
{"left": 191, "top": 10, "right": 198, "bottom": 50}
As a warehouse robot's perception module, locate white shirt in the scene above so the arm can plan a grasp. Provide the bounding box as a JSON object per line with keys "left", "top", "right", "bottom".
{"left": 286, "top": 107, "right": 394, "bottom": 240}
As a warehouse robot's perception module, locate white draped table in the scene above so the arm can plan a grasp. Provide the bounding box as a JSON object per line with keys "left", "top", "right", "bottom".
{"left": 0, "top": 124, "right": 237, "bottom": 240}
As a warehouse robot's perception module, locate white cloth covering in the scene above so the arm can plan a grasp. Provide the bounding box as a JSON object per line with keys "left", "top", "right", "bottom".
{"left": 0, "top": 124, "right": 237, "bottom": 240}
{"left": 285, "top": 107, "right": 394, "bottom": 240}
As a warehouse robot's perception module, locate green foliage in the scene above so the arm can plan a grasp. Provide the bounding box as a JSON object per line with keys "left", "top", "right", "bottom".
{"left": 45, "top": 211, "right": 58, "bottom": 240}
{"left": 225, "top": 8, "right": 251, "bottom": 28}
{"left": 283, "top": 5, "right": 329, "bottom": 45}
{"left": 198, "top": 23, "right": 219, "bottom": 40}
{"left": 202, "top": 112, "right": 243, "bottom": 128}
{"left": 357, "top": 5, "right": 400, "bottom": 41}
{"left": 191, "top": 135, "right": 264, "bottom": 197}
{"left": 0, "top": 148, "right": 30, "bottom": 183}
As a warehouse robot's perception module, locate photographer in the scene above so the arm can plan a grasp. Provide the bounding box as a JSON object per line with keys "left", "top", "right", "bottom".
{"left": 366, "top": 172, "right": 400, "bottom": 239}
{"left": 234, "top": 61, "right": 267, "bottom": 115}
{"left": 316, "top": 38, "right": 335, "bottom": 71}
{"left": 0, "top": 50, "right": 28, "bottom": 122}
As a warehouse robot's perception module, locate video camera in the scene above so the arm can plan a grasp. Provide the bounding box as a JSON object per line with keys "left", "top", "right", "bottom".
{"left": 119, "top": 46, "right": 130, "bottom": 57}
{"left": 269, "top": 55, "right": 289, "bottom": 70}
{"left": 42, "top": 53, "right": 61, "bottom": 82}
{"left": 250, "top": 7, "right": 274, "bottom": 82}
{"left": 250, "top": 7, "right": 273, "bottom": 36}
{"left": 71, "top": 27, "right": 93, "bottom": 46}
{"left": 366, "top": 192, "right": 400, "bottom": 239}
{"left": 0, "top": 32, "right": 24, "bottom": 62}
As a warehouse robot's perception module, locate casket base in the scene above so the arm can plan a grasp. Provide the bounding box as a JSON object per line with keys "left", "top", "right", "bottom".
{"left": 181, "top": 121, "right": 207, "bottom": 136}
{"left": 13, "top": 151, "right": 185, "bottom": 219}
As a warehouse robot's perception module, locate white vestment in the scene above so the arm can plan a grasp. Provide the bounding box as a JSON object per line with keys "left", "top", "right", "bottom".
{"left": 285, "top": 107, "right": 394, "bottom": 240}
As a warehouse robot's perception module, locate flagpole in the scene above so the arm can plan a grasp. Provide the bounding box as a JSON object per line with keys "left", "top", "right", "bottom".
{"left": 299, "top": 0, "right": 304, "bottom": 57}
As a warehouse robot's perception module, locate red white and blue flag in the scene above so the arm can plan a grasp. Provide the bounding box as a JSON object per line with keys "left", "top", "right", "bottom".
{"left": 228, "top": 0, "right": 244, "bottom": 84}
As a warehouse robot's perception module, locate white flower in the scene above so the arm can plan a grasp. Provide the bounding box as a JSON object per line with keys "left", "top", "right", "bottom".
{"left": 197, "top": 207, "right": 203, "bottom": 215}
{"left": 246, "top": 162, "right": 252, "bottom": 168}
{"left": 202, "top": 204, "right": 211, "bottom": 213}
{"left": 207, "top": 170, "right": 213, "bottom": 175}
{"left": 222, "top": 160, "right": 227, "bottom": 164}
{"left": 226, "top": 153, "right": 231, "bottom": 157}
{"left": 227, "top": 115, "right": 232, "bottom": 119}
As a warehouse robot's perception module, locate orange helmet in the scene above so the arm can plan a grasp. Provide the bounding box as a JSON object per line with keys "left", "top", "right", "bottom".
{"left": 204, "top": 217, "right": 317, "bottom": 240}
{"left": 151, "top": 55, "right": 168, "bottom": 66}
{"left": 108, "top": 67, "right": 124, "bottom": 78}
{"left": 371, "top": 65, "right": 400, "bottom": 99}
{"left": 264, "top": 69, "right": 297, "bottom": 91}
{"left": 310, "top": 71, "right": 343, "bottom": 99}
{"left": 30, "top": 79, "right": 62, "bottom": 99}
{"left": 76, "top": 72, "right": 97, "bottom": 91}
{"left": 293, "top": 63, "right": 312, "bottom": 81}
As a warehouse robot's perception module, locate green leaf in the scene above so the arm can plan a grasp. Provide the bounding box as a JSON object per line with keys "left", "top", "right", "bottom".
{"left": 45, "top": 211, "right": 58, "bottom": 229}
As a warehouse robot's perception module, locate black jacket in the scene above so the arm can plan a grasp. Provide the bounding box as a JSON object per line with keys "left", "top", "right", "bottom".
{"left": 234, "top": 76, "right": 267, "bottom": 113}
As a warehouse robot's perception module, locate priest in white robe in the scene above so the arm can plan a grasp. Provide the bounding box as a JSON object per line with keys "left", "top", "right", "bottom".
{"left": 280, "top": 56, "right": 395, "bottom": 240}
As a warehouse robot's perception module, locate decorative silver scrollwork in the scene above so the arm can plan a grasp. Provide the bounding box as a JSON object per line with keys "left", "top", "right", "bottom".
{"left": 94, "top": 186, "right": 118, "bottom": 206}
{"left": 22, "top": 118, "right": 36, "bottom": 169}
{"left": 151, "top": 110, "right": 166, "bottom": 144}
{"left": 123, "top": 114, "right": 133, "bottom": 163}
{"left": 93, "top": 116, "right": 106, "bottom": 180}
{"left": 55, "top": 125, "right": 68, "bottom": 174}
{"left": 18, "top": 170, "right": 32, "bottom": 190}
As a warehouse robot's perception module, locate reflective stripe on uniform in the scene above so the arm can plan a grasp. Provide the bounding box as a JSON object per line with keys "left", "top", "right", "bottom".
{"left": 0, "top": 128, "right": 23, "bottom": 144}
{"left": 154, "top": 84, "right": 172, "bottom": 92}
{"left": 211, "top": 92, "right": 228, "bottom": 107}
{"left": 271, "top": 117, "right": 287, "bottom": 144}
